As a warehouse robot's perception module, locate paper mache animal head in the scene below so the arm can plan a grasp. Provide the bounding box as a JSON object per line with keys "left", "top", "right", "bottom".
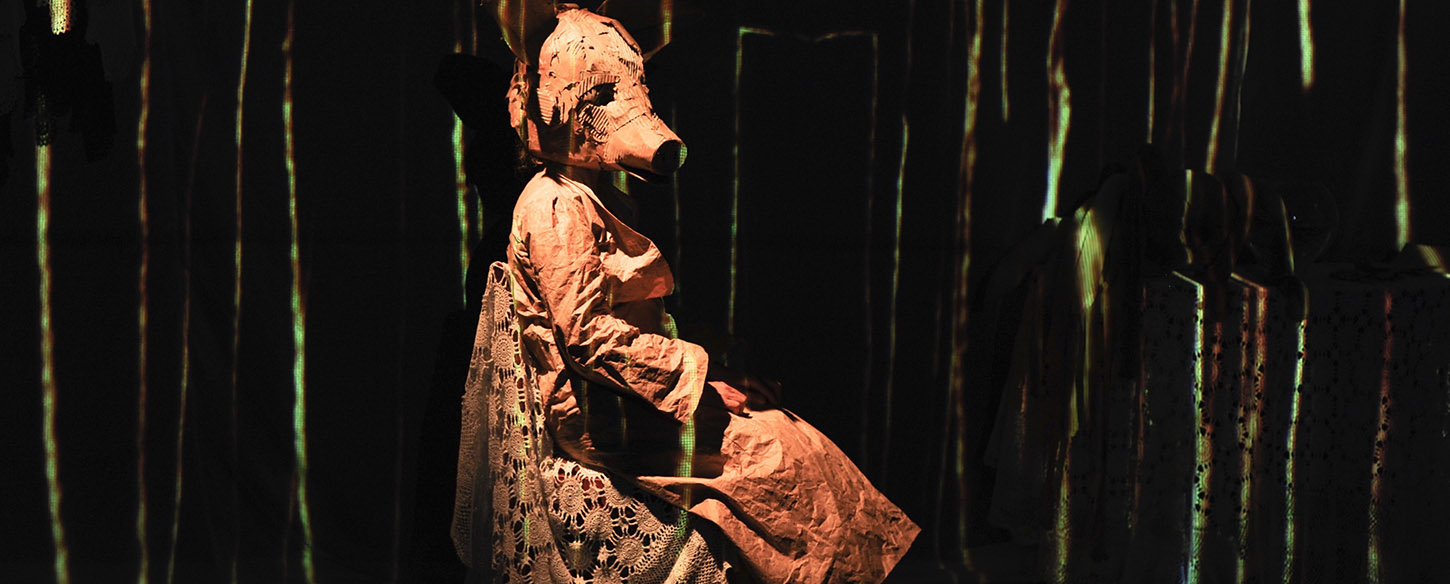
{"left": 484, "top": 0, "right": 685, "bottom": 182}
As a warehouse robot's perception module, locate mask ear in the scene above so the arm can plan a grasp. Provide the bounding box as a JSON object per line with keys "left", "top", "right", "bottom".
{"left": 482, "top": 0, "right": 558, "bottom": 65}
{"left": 596, "top": 0, "right": 674, "bottom": 60}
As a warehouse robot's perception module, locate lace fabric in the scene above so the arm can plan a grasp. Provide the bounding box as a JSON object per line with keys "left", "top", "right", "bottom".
{"left": 453, "top": 262, "right": 730, "bottom": 584}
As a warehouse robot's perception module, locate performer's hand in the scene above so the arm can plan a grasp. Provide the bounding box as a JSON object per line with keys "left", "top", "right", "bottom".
{"left": 708, "top": 380, "right": 750, "bottom": 414}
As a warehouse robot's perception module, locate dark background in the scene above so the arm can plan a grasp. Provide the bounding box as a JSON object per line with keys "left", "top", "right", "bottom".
{"left": 2, "top": 0, "right": 1447, "bottom": 582}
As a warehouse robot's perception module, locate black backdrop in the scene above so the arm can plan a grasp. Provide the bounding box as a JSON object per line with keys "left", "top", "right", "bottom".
{"left": 3, "top": 0, "right": 1448, "bottom": 582}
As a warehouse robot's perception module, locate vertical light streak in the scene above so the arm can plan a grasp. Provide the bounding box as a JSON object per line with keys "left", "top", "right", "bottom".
{"left": 1052, "top": 445, "right": 1073, "bottom": 583}
{"left": 1297, "top": 0, "right": 1314, "bottom": 91}
{"left": 951, "top": 0, "right": 984, "bottom": 555}
{"left": 1231, "top": 277, "right": 1268, "bottom": 584}
{"left": 1175, "top": 0, "right": 1202, "bottom": 157}
{"left": 232, "top": 3, "right": 254, "bottom": 580}
{"left": 668, "top": 107, "right": 685, "bottom": 303}
{"left": 730, "top": 29, "right": 743, "bottom": 335}
{"left": 38, "top": 142, "right": 71, "bottom": 584}
{"left": 136, "top": 0, "right": 154, "bottom": 580}
{"left": 1175, "top": 271, "right": 1206, "bottom": 584}
{"left": 454, "top": 0, "right": 471, "bottom": 304}
{"left": 1283, "top": 297, "right": 1308, "bottom": 583}
{"left": 1000, "top": 0, "right": 1010, "bottom": 121}
{"left": 881, "top": 117, "right": 907, "bottom": 478}
{"left": 282, "top": 7, "right": 316, "bottom": 582}
{"left": 41, "top": 11, "right": 71, "bottom": 583}
{"left": 168, "top": 95, "right": 207, "bottom": 584}
{"left": 1131, "top": 287, "right": 1149, "bottom": 531}
{"left": 674, "top": 356, "right": 698, "bottom": 536}
{"left": 1367, "top": 291, "right": 1392, "bottom": 583}
{"left": 858, "top": 35, "right": 880, "bottom": 465}
{"left": 470, "top": 0, "right": 480, "bottom": 54}
{"left": 1393, "top": 0, "right": 1409, "bottom": 249}
{"left": 1042, "top": 0, "right": 1071, "bottom": 222}
{"left": 729, "top": 29, "right": 771, "bottom": 335}
{"left": 1204, "top": 0, "right": 1233, "bottom": 174}
{"left": 1147, "top": 0, "right": 1157, "bottom": 141}
{"left": 1230, "top": 0, "right": 1251, "bottom": 168}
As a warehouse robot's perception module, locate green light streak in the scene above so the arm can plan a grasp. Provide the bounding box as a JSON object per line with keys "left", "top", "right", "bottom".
{"left": 1283, "top": 297, "right": 1307, "bottom": 583}
{"left": 1043, "top": 0, "right": 1071, "bottom": 222}
{"left": 1394, "top": 0, "right": 1409, "bottom": 249}
{"left": 137, "top": 0, "right": 154, "bottom": 579}
{"left": 1204, "top": 0, "right": 1232, "bottom": 174}
{"left": 42, "top": 4, "right": 69, "bottom": 574}
{"left": 38, "top": 142, "right": 71, "bottom": 584}
{"left": 882, "top": 117, "right": 907, "bottom": 478}
{"left": 729, "top": 29, "right": 767, "bottom": 335}
{"left": 1297, "top": 0, "right": 1314, "bottom": 91}
{"left": 232, "top": 3, "right": 253, "bottom": 578}
{"left": 612, "top": 170, "right": 629, "bottom": 194}
{"left": 675, "top": 416, "right": 696, "bottom": 538}
{"left": 1175, "top": 270, "right": 1206, "bottom": 584}
{"left": 282, "top": 9, "right": 316, "bottom": 581}
{"left": 453, "top": 34, "right": 470, "bottom": 304}
{"left": 1182, "top": 171, "right": 1196, "bottom": 266}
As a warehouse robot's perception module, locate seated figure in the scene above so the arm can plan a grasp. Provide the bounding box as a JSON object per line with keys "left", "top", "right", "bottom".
{"left": 455, "top": 3, "right": 919, "bottom": 583}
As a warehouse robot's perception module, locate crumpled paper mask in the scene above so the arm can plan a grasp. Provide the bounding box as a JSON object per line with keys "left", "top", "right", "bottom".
{"left": 493, "top": 3, "right": 686, "bottom": 182}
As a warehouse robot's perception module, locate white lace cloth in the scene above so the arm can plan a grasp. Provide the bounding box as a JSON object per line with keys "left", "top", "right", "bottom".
{"left": 453, "top": 262, "right": 730, "bottom": 584}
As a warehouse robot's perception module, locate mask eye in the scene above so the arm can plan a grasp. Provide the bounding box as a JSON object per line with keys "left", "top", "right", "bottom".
{"left": 582, "top": 82, "right": 616, "bottom": 106}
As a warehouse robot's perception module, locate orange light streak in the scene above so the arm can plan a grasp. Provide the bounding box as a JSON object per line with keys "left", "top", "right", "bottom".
{"left": 1175, "top": 0, "right": 1201, "bottom": 154}
{"left": 1000, "top": 0, "right": 1010, "bottom": 122}
{"left": 1394, "top": 0, "right": 1409, "bottom": 249}
{"left": 1147, "top": 0, "right": 1158, "bottom": 141}
{"left": 1231, "top": 276, "right": 1267, "bottom": 584}
{"left": 952, "top": 0, "right": 984, "bottom": 558}
{"left": 1204, "top": 0, "right": 1232, "bottom": 174}
{"left": 168, "top": 94, "right": 207, "bottom": 584}
{"left": 1230, "top": 0, "right": 1251, "bottom": 167}
{"left": 136, "top": 0, "right": 154, "bottom": 579}
{"left": 1367, "top": 291, "right": 1392, "bottom": 583}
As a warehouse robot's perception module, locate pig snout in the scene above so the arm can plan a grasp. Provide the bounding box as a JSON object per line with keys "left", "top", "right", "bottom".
{"left": 611, "top": 113, "right": 687, "bottom": 179}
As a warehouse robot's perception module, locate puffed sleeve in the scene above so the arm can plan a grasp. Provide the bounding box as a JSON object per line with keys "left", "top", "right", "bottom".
{"left": 517, "top": 187, "right": 708, "bottom": 425}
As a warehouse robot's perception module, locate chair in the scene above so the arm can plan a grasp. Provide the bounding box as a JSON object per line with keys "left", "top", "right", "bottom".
{"left": 453, "top": 261, "right": 731, "bottom": 584}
